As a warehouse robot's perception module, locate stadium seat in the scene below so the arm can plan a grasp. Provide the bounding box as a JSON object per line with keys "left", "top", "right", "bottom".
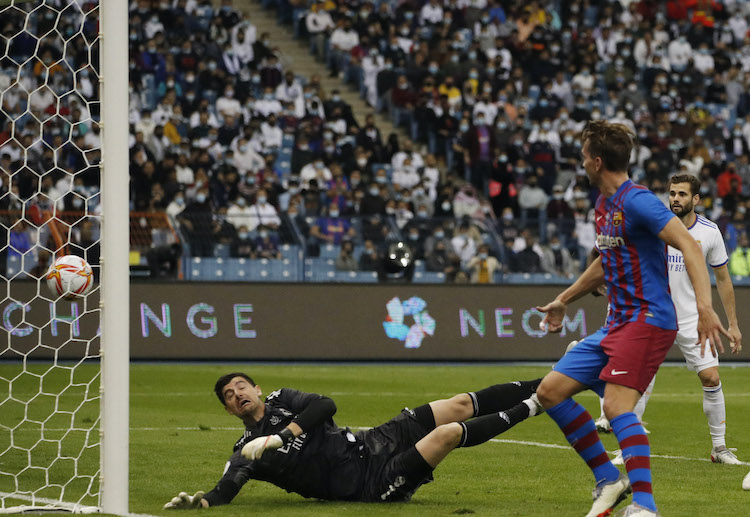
{"left": 412, "top": 271, "right": 445, "bottom": 284}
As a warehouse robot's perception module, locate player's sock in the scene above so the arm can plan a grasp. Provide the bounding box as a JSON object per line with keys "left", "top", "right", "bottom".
{"left": 702, "top": 382, "right": 726, "bottom": 448}
{"left": 611, "top": 412, "right": 656, "bottom": 512}
{"left": 468, "top": 378, "right": 542, "bottom": 417}
{"left": 546, "top": 398, "right": 619, "bottom": 485}
{"left": 457, "top": 403, "right": 530, "bottom": 447}
{"left": 633, "top": 376, "right": 656, "bottom": 423}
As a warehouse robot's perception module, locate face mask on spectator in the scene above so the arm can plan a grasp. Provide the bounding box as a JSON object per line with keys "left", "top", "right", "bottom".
{"left": 375, "top": 176, "right": 386, "bottom": 184}
{"left": 479, "top": 252, "right": 488, "bottom": 260}
{"left": 409, "top": 232, "right": 419, "bottom": 240}
{"left": 175, "top": 196, "right": 184, "bottom": 206}
{"left": 252, "top": 75, "right": 261, "bottom": 84}
{"left": 450, "top": 55, "right": 459, "bottom": 63}
{"left": 238, "top": 231, "right": 248, "bottom": 240}
{"left": 369, "top": 187, "right": 380, "bottom": 196}
{"left": 246, "top": 175, "right": 256, "bottom": 184}
{"left": 259, "top": 230, "right": 269, "bottom": 239}
{"left": 428, "top": 65, "right": 438, "bottom": 74}
{"left": 196, "top": 193, "right": 206, "bottom": 203}
{"left": 460, "top": 123, "right": 469, "bottom": 132}
{"left": 441, "top": 201, "right": 451, "bottom": 211}
{"left": 497, "top": 121, "right": 507, "bottom": 130}
{"left": 564, "top": 135, "right": 574, "bottom": 144}
{"left": 417, "top": 210, "right": 428, "bottom": 218}
{"left": 434, "top": 230, "right": 444, "bottom": 239}
{"left": 237, "top": 197, "right": 246, "bottom": 207}
{"left": 542, "top": 121, "right": 551, "bottom": 130}
{"left": 357, "top": 157, "right": 368, "bottom": 167}
{"left": 476, "top": 117, "right": 485, "bottom": 126}
{"left": 591, "top": 111, "right": 601, "bottom": 120}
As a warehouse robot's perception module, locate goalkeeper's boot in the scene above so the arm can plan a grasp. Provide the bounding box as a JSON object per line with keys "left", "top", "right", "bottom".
{"left": 614, "top": 502, "right": 660, "bottom": 516}
{"left": 595, "top": 415, "right": 612, "bottom": 433}
{"left": 584, "top": 472, "right": 631, "bottom": 517}
{"left": 524, "top": 393, "right": 545, "bottom": 416}
{"left": 711, "top": 446, "right": 741, "bottom": 464}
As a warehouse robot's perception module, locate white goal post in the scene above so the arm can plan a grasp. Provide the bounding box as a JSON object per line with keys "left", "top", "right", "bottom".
{"left": 0, "top": 0, "right": 129, "bottom": 513}
{"left": 100, "top": 0, "right": 129, "bottom": 514}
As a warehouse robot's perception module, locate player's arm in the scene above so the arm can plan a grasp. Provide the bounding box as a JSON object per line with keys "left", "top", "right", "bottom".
{"left": 536, "top": 255, "right": 605, "bottom": 333}
{"left": 242, "top": 390, "right": 337, "bottom": 460}
{"left": 713, "top": 264, "right": 742, "bottom": 353}
{"left": 164, "top": 450, "right": 253, "bottom": 509}
{"left": 657, "top": 217, "right": 731, "bottom": 356}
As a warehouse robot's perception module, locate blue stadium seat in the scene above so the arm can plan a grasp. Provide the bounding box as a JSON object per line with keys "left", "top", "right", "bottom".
{"left": 319, "top": 244, "right": 338, "bottom": 258}
{"left": 412, "top": 271, "right": 445, "bottom": 284}
{"left": 414, "top": 260, "right": 425, "bottom": 272}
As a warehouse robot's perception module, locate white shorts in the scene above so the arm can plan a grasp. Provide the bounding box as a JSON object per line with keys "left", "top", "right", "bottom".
{"left": 675, "top": 331, "right": 719, "bottom": 373}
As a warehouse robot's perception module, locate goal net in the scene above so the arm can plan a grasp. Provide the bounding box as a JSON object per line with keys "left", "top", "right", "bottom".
{"left": 0, "top": 0, "right": 127, "bottom": 513}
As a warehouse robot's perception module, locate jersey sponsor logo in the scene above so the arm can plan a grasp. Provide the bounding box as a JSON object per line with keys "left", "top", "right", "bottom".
{"left": 596, "top": 233, "right": 625, "bottom": 249}
{"left": 383, "top": 296, "right": 436, "bottom": 349}
{"left": 612, "top": 211, "right": 622, "bottom": 226}
{"left": 610, "top": 369, "right": 628, "bottom": 376}
{"left": 269, "top": 415, "right": 281, "bottom": 426}
{"left": 277, "top": 433, "right": 306, "bottom": 454}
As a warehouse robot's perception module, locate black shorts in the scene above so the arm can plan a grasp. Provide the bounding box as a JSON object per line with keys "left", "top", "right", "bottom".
{"left": 355, "top": 408, "right": 436, "bottom": 502}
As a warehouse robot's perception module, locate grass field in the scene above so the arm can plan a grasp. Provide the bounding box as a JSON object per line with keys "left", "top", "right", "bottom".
{"left": 3, "top": 363, "right": 750, "bottom": 516}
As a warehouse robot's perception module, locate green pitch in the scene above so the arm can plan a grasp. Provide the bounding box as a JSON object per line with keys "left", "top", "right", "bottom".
{"left": 2, "top": 364, "right": 750, "bottom": 516}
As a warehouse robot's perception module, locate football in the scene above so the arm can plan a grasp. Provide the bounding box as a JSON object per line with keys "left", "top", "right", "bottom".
{"left": 45, "top": 255, "right": 94, "bottom": 299}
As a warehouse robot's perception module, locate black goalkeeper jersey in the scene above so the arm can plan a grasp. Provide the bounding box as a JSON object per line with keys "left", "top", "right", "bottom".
{"left": 203, "top": 388, "right": 365, "bottom": 505}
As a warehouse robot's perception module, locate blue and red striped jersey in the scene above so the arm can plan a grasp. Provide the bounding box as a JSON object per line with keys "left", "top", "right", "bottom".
{"left": 594, "top": 180, "right": 677, "bottom": 330}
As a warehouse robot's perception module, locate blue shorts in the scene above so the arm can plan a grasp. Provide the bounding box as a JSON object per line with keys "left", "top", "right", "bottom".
{"left": 553, "top": 327, "right": 610, "bottom": 397}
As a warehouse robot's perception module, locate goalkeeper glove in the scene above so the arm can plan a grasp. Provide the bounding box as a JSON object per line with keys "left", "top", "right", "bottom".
{"left": 163, "top": 491, "right": 205, "bottom": 510}
{"left": 241, "top": 434, "right": 285, "bottom": 461}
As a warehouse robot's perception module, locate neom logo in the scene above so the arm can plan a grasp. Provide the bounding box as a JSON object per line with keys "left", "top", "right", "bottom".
{"left": 383, "top": 296, "right": 435, "bottom": 349}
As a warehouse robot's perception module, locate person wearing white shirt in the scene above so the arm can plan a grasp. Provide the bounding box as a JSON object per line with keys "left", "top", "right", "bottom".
{"left": 306, "top": 3, "right": 335, "bottom": 60}
{"left": 231, "top": 22, "right": 255, "bottom": 65}
{"left": 391, "top": 140, "right": 424, "bottom": 171}
{"left": 361, "top": 50, "right": 384, "bottom": 107}
{"left": 472, "top": 99, "right": 498, "bottom": 124}
{"left": 144, "top": 13, "right": 164, "bottom": 39}
{"left": 216, "top": 86, "right": 243, "bottom": 119}
{"left": 728, "top": 10, "right": 748, "bottom": 42}
{"left": 633, "top": 32, "right": 656, "bottom": 68}
{"left": 668, "top": 35, "right": 692, "bottom": 72}
{"left": 248, "top": 190, "right": 281, "bottom": 232}
{"left": 254, "top": 88, "right": 283, "bottom": 117}
{"left": 175, "top": 154, "right": 195, "bottom": 185}
{"left": 451, "top": 223, "right": 478, "bottom": 268}
{"left": 392, "top": 160, "right": 421, "bottom": 189}
{"left": 329, "top": 21, "right": 359, "bottom": 52}
{"left": 419, "top": 0, "right": 442, "bottom": 25}
{"left": 300, "top": 159, "right": 332, "bottom": 188}
{"left": 260, "top": 116, "right": 283, "bottom": 150}
{"left": 693, "top": 43, "right": 715, "bottom": 75}
{"left": 275, "top": 72, "right": 303, "bottom": 104}
{"left": 485, "top": 38, "right": 512, "bottom": 72}
{"left": 571, "top": 68, "right": 595, "bottom": 96}
{"left": 233, "top": 138, "right": 265, "bottom": 175}
{"left": 166, "top": 192, "right": 186, "bottom": 218}
{"left": 420, "top": 154, "right": 440, "bottom": 199}
{"left": 135, "top": 111, "right": 156, "bottom": 142}
{"left": 226, "top": 196, "right": 255, "bottom": 230}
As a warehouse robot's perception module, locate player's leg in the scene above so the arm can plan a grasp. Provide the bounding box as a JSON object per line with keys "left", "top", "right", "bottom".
{"left": 415, "top": 396, "right": 543, "bottom": 468}
{"left": 427, "top": 378, "right": 543, "bottom": 426}
{"left": 633, "top": 375, "right": 655, "bottom": 423}
{"left": 599, "top": 322, "right": 676, "bottom": 516}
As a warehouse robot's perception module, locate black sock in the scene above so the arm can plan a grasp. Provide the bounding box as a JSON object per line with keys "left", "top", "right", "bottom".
{"left": 458, "top": 403, "right": 530, "bottom": 448}
{"left": 468, "top": 378, "right": 542, "bottom": 417}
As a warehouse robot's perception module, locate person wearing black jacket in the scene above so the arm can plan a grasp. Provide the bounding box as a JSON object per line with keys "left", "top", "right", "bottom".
{"left": 164, "top": 372, "right": 544, "bottom": 508}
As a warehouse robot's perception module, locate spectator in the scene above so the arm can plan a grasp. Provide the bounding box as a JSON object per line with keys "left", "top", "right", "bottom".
{"left": 467, "top": 244, "right": 500, "bottom": 284}
{"left": 425, "top": 238, "right": 458, "bottom": 281}
{"left": 518, "top": 175, "right": 549, "bottom": 242}
{"left": 232, "top": 225, "right": 255, "bottom": 258}
{"left": 540, "top": 234, "right": 575, "bottom": 277}
{"left": 253, "top": 225, "right": 282, "bottom": 259}
{"left": 248, "top": 189, "right": 281, "bottom": 232}
{"left": 513, "top": 231, "right": 543, "bottom": 273}
{"left": 335, "top": 240, "right": 358, "bottom": 271}
{"left": 310, "top": 203, "right": 357, "bottom": 246}
{"left": 451, "top": 221, "right": 477, "bottom": 268}
{"left": 358, "top": 239, "right": 380, "bottom": 271}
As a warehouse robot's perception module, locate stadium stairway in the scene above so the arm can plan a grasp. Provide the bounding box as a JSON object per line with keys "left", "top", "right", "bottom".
{"left": 240, "top": 0, "right": 405, "bottom": 140}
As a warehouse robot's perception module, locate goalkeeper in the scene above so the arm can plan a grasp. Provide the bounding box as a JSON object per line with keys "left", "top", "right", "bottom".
{"left": 164, "top": 372, "right": 544, "bottom": 507}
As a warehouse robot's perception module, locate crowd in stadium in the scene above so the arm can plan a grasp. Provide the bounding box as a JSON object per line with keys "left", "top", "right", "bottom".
{"left": 2, "top": 0, "right": 750, "bottom": 281}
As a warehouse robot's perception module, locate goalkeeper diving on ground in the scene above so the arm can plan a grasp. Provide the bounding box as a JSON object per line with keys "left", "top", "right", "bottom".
{"left": 163, "top": 372, "right": 544, "bottom": 507}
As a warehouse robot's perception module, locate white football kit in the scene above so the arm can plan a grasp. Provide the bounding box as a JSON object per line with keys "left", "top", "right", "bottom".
{"left": 667, "top": 214, "right": 728, "bottom": 372}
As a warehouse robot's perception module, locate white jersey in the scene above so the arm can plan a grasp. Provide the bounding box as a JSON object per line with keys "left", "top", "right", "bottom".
{"left": 667, "top": 214, "right": 728, "bottom": 335}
